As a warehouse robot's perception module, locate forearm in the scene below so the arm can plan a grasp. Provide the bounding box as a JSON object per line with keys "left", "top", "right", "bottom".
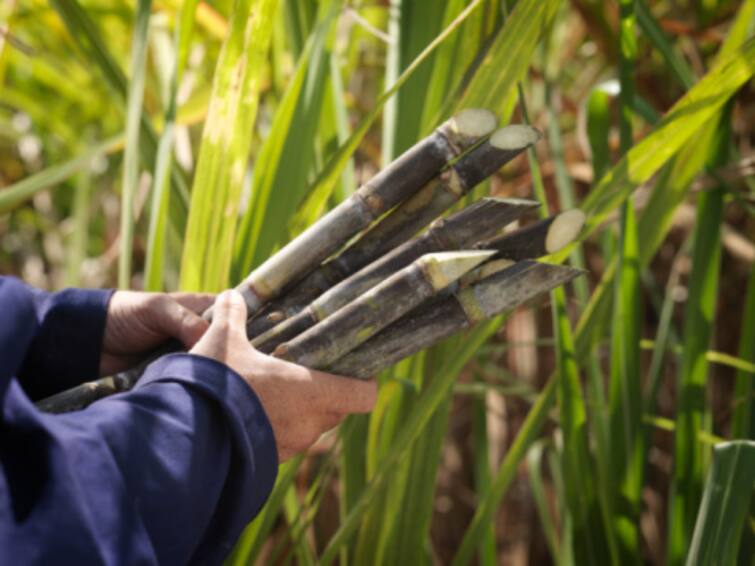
{"left": 6, "top": 276, "right": 114, "bottom": 399}
{"left": 0, "top": 353, "right": 278, "bottom": 565}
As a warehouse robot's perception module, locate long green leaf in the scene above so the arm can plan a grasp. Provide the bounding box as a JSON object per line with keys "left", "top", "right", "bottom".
{"left": 636, "top": 0, "right": 695, "bottom": 89}
{"left": 453, "top": 376, "right": 557, "bottom": 566}
{"left": 179, "top": 0, "right": 278, "bottom": 292}
{"left": 118, "top": 0, "right": 152, "bottom": 289}
{"left": 570, "top": 38, "right": 755, "bottom": 242}
{"left": 287, "top": 0, "right": 487, "bottom": 241}
{"left": 49, "top": 0, "right": 189, "bottom": 219}
{"left": 144, "top": 0, "right": 199, "bottom": 291}
{"left": 452, "top": 0, "right": 560, "bottom": 122}
{"left": 685, "top": 441, "right": 755, "bottom": 566}
{"left": 388, "top": 355, "right": 454, "bottom": 564}
{"left": 232, "top": 3, "right": 336, "bottom": 280}
{"left": 319, "top": 317, "right": 503, "bottom": 564}
{"left": 608, "top": 0, "right": 643, "bottom": 558}
{"left": 227, "top": 456, "right": 304, "bottom": 565}
{"left": 520, "top": 71, "right": 607, "bottom": 564}
{"left": 0, "top": 135, "right": 121, "bottom": 214}
{"left": 733, "top": 268, "right": 755, "bottom": 439}
{"left": 573, "top": 0, "right": 755, "bottom": 362}
{"left": 667, "top": 108, "right": 728, "bottom": 566}
{"left": 527, "top": 442, "right": 561, "bottom": 561}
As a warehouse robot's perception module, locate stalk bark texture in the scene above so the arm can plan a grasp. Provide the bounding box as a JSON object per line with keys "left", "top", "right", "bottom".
{"left": 328, "top": 261, "right": 582, "bottom": 378}
{"left": 214, "top": 109, "right": 498, "bottom": 320}
{"left": 247, "top": 125, "right": 540, "bottom": 337}
{"left": 273, "top": 251, "right": 494, "bottom": 369}
{"left": 251, "top": 198, "right": 538, "bottom": 353}
{"left": 478, "top": 209, "right": 585, "bottom": 260}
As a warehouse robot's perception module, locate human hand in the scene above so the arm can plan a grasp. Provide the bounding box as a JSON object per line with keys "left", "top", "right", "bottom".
{"left": 190, "top": 290, "right": 377, "bottom": 462}
{"left": 101, "top": 291, "right": 215, "bottom": 376}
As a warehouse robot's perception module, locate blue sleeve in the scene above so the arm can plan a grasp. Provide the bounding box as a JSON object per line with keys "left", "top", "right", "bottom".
{"left": 1, "top": 354, "right": 279, "bottom": 565}
{"left": 0, "top": 276, "right": 114, "bottom": 400}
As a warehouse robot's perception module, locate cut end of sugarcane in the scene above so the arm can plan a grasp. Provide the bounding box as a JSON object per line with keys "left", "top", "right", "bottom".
{"left": 419, "top": 250, "right": 497, "bottom": 290}
{"left": 545, "top": 209, "right": 586, "bottom": 253}
{"left": 490, "top": 125, "right": 541, "bottom": 150}
{"left": 461, "top": 258, "right": 516, "bottom": 287}
{"left": 450, "top": 108, "right": 497, "bottom": 140}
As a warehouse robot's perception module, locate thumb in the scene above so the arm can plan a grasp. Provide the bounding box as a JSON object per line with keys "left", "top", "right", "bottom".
{"left": 211, "top": 290, "right": 249, "bottom": 340}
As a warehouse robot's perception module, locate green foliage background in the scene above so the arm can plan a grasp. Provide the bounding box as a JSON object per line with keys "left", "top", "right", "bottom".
{"left": 1, "top": 0, "right": 753, "bottom": 563}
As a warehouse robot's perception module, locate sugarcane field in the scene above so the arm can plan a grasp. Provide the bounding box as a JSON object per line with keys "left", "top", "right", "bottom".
{"left": 0, "top": 1, "right": 754, "bottom": 565}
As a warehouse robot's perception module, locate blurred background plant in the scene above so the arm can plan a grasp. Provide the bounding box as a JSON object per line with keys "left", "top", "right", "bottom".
{"left": 1, "top": 0, "right": 754, "bottom": 563}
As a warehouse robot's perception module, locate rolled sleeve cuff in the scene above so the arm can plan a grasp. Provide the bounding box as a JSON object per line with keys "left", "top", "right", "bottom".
{"left": 22, "top": 287, "right": 115, "bottom": 399}
{"left": 135, "top": 353, "right": 279, "bottom": 518}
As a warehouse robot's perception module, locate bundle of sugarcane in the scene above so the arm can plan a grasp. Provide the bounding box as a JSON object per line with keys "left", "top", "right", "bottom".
{"left": 37, "top": 108, "right": 587, "bottom": 414}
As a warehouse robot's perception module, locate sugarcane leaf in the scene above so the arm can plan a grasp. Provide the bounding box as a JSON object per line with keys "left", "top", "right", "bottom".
{"left": 118, "top": 0, "right": 152, "bottom": 289}
{"left": 471, "top": 369, "right": 497, "bottom": 566}
{"left": 569, "top": 13, "right": 755, "bottom": 360}
{"left": 49, "top": 0, "right": 189, "bottom": 220}
{"left": 732, "top": 268, "right": 755, "bottom": 439}
{"left": 288, "top": 0, "right": 486, "bottom": 234}
{"left": 636, "top": 0, "right": 695, "bottom": 89}
{"left": 354, "top": 355, "right": 425, "bottom": 564}
{"left": 452, "top": 376, "right": 558, "bottom": 566}
{"left": 527, "top": 441, "right": 561, "bottom": 561}
{"left": 418, "top": 0, "right": 488, "bottom": 136}
{"left": 143, "top": 0, "right": 199, "bottom": 291}
{"left": 387, "top": 350, "right": 455, "bottom": 564}
{"left": 231, "top": 2, "right": 337, "bottom": 280}
{"left": 228, "top": 456, "right": 305, "bottom": 565}
{"left": 453, "top": 19, "right": 755, "bottom": 563}
{"left": 685, "top": 441, "right": 755, "bottom": 566}
{"left": 0, "top": 135, "right": 122, "bottom": 214}
{"left": 606, "top": 0, "right": 645, "bottom": 558}
{"left": 571, "top": 38, "right": 755, "bottom": 241}
{"left": 319, "top": 316, "right": 504, "bottom": 564}
{"left": 179, "top": 0, "right": 278, "bottom": 292}
{"left": 553, "top": 285, "right": 604, "bottom": 564}
{"left": 451, "top": 0, "right": 561, "bottom": 122}
{"left": 382, "top": 0, "right": 449, "bottom": 162}
{"left": 667, "top": 109, "right": 728, "bottom": 565}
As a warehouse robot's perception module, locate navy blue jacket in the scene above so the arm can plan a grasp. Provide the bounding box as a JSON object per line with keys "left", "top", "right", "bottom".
{"left": 0, "top": 276, "right": 278, "bottom": 565}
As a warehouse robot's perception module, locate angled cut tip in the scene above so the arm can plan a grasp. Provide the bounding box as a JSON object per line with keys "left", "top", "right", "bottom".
{"left": 451, "top": 108, "right": 498, "bottom": 138}
{"left": 485, "top": 196, "right": 541, "bottom": 209}
{"left": 490, "top": 125, "right": 542, "bottom": 150}
{"left": 420, "top": 250, "right": 497, "bottom": 290}
{"left": 545, "top": 209, "right": 586, "bottom": 254}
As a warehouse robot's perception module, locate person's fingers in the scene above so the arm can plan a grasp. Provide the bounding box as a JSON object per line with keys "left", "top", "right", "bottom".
{"left": 153, "top": 296, "right": 210, "bottom": 349}
{"left": 309, "top": 370, "right": 378, "bottom": 414}
{"left": 211, "top": 290, "right": 248, "bottom": 338}
{"left": 169, "top": 292, "right": 216, "bottom": 315}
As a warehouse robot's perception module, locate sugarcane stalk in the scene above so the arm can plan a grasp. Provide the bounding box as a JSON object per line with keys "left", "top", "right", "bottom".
{"left": 273, "top": 250, "right": 495, "bottom": 369}
{"left": 35, "top": 119, "right": 549, "bottom": 414}
{"left": 38, "top": 259, "right": 578, "bottom": 413}
{"left": 215, "top": 108, "right": 498, "bottom": 320}
{"left": 39, "top": 109, "right": 500, "bottom": 412}
{"left": 251, "top": 197, "right": 538, "bottom": 353}
{"left": 327, "top": 261, "right": 583, "bottom": 378}
{"left": 247, "top": 125, "right": 541, "bottom": 338}
{"left": 35, "top": 375, "right": 133, "bottom": 414}
{"left": 477, "top": 209, "right": 586, "bottom": 261}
